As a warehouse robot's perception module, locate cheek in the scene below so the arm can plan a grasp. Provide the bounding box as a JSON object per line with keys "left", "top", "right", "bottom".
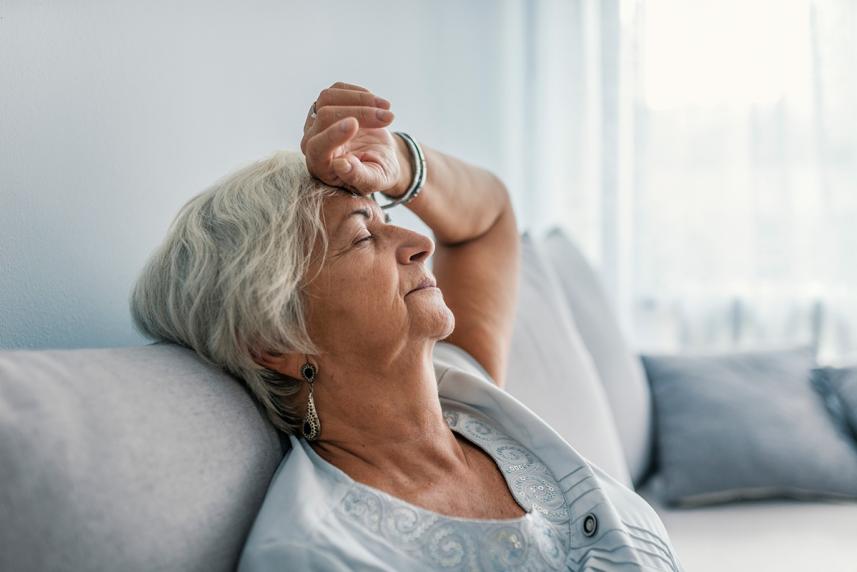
{"left": 354, "top": 262, "right": 408, "bottom": 318}
{"left": 323, "top": 258, "right": 400, "bottom": 308}
{"left": 314, "top": 265, "right": 409, "bottom": 344}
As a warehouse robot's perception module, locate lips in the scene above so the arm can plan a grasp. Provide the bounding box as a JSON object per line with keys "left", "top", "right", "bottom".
{"left": 409, "top": 276, "right": 437, "bottom": 294}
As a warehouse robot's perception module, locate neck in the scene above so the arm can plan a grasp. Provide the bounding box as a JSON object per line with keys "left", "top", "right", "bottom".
{"left": 308, "top": 340, "right": 468, "bottom": 488}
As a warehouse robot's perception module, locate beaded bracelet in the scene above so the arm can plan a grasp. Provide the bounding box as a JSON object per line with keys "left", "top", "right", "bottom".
{"left": 377, "top": 132, "right": 427, "bottom": 210}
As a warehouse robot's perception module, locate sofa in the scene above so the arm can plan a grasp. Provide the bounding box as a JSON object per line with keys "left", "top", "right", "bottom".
{"left": 2, "top": 227, "right": 856, "bottom": 572}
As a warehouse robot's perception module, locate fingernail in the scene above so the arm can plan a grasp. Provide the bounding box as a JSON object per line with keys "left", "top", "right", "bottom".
{"left": 376, "top": 109, "right": 393, "bottom": 121}
{"left": 339, "top": 119, "right": 351, "bottom": 132}
{"left": 375, "top": 96, "right": 391, "bottom": 108}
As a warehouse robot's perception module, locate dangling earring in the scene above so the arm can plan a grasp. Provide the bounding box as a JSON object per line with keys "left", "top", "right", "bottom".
{"left": 300, "top": 357, "right": 321, "bottom": 441}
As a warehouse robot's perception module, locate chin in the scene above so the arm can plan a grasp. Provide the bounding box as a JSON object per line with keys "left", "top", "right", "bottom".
{"left": 437, "top": 306, "right": 456, "bottom": 338}
{"left": 407, "top": 296, "right": 455, "bottom": 339}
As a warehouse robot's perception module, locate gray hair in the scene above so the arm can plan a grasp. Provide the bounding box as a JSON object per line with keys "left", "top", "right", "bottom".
{"left": 129, "top": 150, "right": 341, "bottom": 434}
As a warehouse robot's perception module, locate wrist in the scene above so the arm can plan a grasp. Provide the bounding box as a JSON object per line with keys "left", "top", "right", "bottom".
{"left": 388, "top": 133, "right": 413, "bottom": 199}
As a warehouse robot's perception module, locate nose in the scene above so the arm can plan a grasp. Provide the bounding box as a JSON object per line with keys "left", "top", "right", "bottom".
{"left": 396, "top": 227, "right": 435, "bottom": 265}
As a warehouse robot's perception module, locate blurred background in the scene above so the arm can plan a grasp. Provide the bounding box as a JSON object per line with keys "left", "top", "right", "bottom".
{"left": 1, "top": 0, "right": 855, "bottom": 364}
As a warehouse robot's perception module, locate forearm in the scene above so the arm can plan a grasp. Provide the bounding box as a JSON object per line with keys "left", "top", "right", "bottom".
{"left": 391, "top": 136, "right": 510, "bottom": 247}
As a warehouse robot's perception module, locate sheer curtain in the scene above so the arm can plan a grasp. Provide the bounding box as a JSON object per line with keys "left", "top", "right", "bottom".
{"left": 520, "top": 0, "right": 857, "bottom": 365}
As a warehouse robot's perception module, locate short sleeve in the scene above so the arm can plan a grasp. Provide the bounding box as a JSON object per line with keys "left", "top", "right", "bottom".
{"left": 433, "top": 341, "right": 495, "bottom": 385}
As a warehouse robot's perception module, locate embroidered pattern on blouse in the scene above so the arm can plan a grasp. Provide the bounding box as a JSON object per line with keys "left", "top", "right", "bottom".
{"left": 336, "top": 404, "right": 570, "bottom": 571}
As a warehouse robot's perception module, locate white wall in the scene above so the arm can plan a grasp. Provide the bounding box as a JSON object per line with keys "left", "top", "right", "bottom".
{"left": 0, "top": 0, "right": 529, "bottom": 349}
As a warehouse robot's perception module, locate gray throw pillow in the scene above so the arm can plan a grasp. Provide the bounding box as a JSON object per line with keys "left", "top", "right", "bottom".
{"left": 813, "top": 366, "right": 857, "bottom": 443}
{"left": 641, "top": 346, "right": 857, "bottom": 507}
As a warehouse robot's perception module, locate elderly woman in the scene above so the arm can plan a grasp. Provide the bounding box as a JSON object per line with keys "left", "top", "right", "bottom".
{"left": 130, "top": 82, "right": 684, "bottom": 571}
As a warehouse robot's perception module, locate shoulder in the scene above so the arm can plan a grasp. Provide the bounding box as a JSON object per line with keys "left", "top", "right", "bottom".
{"left": 239, "top": 440, "right": 426, "bottom": 571}
{"left": 239, "top": 437, "right": 351, "bottom": 563}
{"left": 580, "top": 462, "right": 684, "bottom": 569}
{"left": 239, "top": 541, "right": 353, "bottom": 572}
{"left": 240, "top": 438, "right": 428, "bottom": 572}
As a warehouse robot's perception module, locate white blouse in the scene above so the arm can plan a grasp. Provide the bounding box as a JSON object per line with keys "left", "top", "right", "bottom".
{"left": 238, "top": 342, "right": 685, "bottom": 571}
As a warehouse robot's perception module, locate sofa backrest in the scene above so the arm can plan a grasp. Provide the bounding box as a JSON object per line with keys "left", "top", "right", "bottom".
{"left": 504, "top": 233, "right": 633, "bottom": 488}
{"left": 541, "top": 227, "right": 655, "bottom": 487}
{"left": 0, "top": 343, "right": 284, "bottom": 572}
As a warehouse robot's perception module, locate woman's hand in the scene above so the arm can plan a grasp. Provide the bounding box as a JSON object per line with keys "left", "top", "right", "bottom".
{"left": 301, "top": 82, "right": 405, "bottom": 197}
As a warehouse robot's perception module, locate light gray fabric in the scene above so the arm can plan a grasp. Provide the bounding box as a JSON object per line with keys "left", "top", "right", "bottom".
{"left": 541, "top": 227, "right": 654, "bottom": 488}
{"left": 503, "top": 232, "right": 633, "bottom": 489}
{"left": 638, "top": 475, "right": 857, "bottom": 572}
{"left": 640, "top": 346, "right": 857, "bottom": 507}
{"left": 0, "top": 342, "right": 284, "bottom": 572}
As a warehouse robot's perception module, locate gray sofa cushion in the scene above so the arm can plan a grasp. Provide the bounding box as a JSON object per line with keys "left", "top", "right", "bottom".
{"left": 504, "top": 232, "right": 633, "bottom": 488}
{"left": 638, "top": 475, "right": 857, "bottom": 572}
{"left": 641, "top": 346, "right": 857, "bottom": 507}
{"left": 0, "top": 343, "right": 284, "bottom": 572}
{"left": 541, "top": 227, "right": 654, "bottom": 487}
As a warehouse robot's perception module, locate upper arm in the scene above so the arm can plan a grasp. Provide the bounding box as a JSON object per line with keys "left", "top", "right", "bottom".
{"left": 432, "top": 194, "right": 520, "bottom": 388}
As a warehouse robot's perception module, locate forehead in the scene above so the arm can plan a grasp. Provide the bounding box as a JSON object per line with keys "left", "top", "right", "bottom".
{"left": 325, "top": 189, "right": 384, "bottom": 221}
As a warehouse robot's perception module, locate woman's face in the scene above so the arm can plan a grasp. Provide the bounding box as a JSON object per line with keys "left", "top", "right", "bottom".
{"left": 302, "top": 191, "right": 455, "bottom": 358}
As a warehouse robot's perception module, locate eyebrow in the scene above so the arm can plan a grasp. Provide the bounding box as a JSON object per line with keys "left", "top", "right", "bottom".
{"left": 336, "top": 206, "right": 379, "bottom": 236}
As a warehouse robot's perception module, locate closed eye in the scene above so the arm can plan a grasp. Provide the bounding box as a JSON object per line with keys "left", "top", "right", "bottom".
{"left": 355, "top": 234, "right": 374, "bottom": 245}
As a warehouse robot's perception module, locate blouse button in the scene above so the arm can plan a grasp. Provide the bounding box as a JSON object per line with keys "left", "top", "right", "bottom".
{"left": 582, "top": 513, "right": 598, "bottom": 537}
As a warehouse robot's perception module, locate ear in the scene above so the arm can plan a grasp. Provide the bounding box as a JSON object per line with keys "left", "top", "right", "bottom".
{"left": 250, "top": 348, "right": 299, "bottom": 376}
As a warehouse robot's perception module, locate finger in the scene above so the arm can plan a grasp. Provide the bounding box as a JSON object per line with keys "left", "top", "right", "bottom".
{"left": 314, "top": 105, "right": 394, "bottom": 131}
{"left": 317, "top": 88, "right": 391, "bottom": 110}
{"left": 301, "top": 105, "right": 319, "bottom": 151}
{"left": 332, "top": 154, "right": 383, "bottom": 194}
{"left": 305, "top": 117, "right": 358, "bottom": 164}
{"left": 330, "top": 81, "right": 370, "bottom": 92}
{"left": 315, "top": 105, "right": 394, "bottom": 129}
